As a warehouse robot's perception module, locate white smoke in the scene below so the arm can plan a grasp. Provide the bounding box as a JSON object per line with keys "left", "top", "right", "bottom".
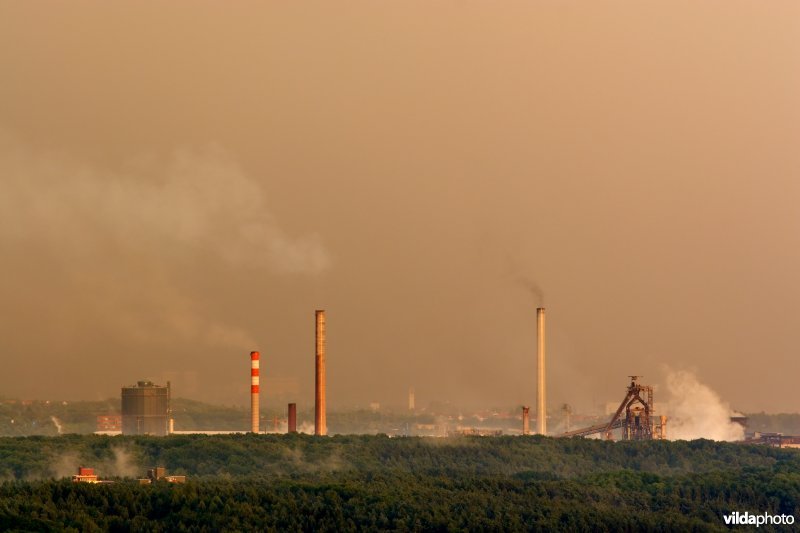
{"left": 661, "top": 369, "right": 744, "bottom": 441}
{"left": 45, "top": 446, "right": 140, "bottom": 480}
{"left": 50, "top": 416, "right": 64, "bottom": 434}
{"left": 106, "top": 446, "right": 140, "bottom": 478}
{"left": 48, "top": 452, "right": 81, "bottom": 480}
{"left": 296, "top": 421, "right": 316, "bottom": 435}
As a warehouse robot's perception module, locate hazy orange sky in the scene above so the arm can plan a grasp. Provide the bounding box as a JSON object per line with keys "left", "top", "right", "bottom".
{"left": 1, "top": 2, "right": 799, "bottom": 413}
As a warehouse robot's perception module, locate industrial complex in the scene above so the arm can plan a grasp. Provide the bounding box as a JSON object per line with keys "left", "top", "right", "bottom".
{"left": 92, "top": 305, "right": 796, "bottom": 446}
{"left": 109, "top": 310, "right": 329, "bottom": 437}
{"left": 107, "top": 305, "right": 668, "bottom": 441}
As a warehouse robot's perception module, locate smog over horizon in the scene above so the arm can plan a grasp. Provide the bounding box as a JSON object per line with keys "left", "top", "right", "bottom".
{"left": 1, "top": 2, "right": 800, "bottom": 416}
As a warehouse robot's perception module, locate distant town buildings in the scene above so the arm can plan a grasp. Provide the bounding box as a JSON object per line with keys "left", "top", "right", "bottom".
{"left": 72, "top": 467, "right": 98, "bottom": 483}
{"left": 96, "top": 415, "right": 121, "bottom": 432}
{"left": 138, "top": 467, "right": 186, "bottom": 484}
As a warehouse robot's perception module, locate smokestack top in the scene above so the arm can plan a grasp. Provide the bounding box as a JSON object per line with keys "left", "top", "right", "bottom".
{"left": 250, "top": 351, "right": 260, "bottom": 360}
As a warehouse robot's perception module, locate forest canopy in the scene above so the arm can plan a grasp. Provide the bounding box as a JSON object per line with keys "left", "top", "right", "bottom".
{"left": 0, "top": 434, "right": 798, "bottom": 531}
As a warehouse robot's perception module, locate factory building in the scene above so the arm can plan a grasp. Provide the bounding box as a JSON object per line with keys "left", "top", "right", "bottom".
{"left": 72, "top": 467, "right": 98, "bottom": 483}
{"left": 96, "top": 414, "right": 122, "bottom": 432}
{"left": 138, "top": 467, "right": 186, "bottom": 484}
{"left": 121, "top": 381, "right": 171, "bottom": 436}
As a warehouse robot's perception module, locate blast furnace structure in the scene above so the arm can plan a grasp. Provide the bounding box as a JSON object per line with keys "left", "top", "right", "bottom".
{"left": 558, "top": 376, "right": 667, "bottom": 440}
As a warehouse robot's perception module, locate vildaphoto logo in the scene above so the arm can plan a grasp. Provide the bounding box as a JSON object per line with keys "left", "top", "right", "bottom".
{"left": 723, "top": 511, "right": 795, "bottom": 527}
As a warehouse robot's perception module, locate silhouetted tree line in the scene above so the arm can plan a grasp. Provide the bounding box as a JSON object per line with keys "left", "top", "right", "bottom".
{"left": 0, "top": 434, "right": 798, "bottom": 530}
{"left": 1, "top": 468, "right": 798, "bottom": 531}
{"left": 2, "top": 433, "right": 799, "bottom": 480}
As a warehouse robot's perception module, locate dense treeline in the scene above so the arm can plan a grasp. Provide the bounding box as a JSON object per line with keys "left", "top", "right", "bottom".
{"left": 1, "top": 466, "right": 798, "bottom": 531}
{"left": 1, "top": 435, "right": 799, "bottom": 530}
{"left": 1, "top": 433, "right": 799, "bottom": 480}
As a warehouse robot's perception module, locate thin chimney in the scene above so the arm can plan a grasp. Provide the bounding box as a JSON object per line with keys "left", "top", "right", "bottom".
{"left": 315, "top": 310, "right": 327, "bottom": 436}
{"left": 288, "top": 403, "right": 297, "bottom": 433}
{"left": 522, "top": 406, "right": 530, "bottom": 436}
{"left": 536, "top": 308, "right": 546, "bottom": 435}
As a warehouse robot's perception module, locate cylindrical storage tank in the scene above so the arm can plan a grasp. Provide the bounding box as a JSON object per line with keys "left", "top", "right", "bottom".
{"left": 121, "top": 381, "right": 170, "bottom": 436}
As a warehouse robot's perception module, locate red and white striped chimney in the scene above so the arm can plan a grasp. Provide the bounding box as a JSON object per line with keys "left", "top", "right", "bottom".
{"left": 250, "top": 351, "right": 260, "bottom": 433}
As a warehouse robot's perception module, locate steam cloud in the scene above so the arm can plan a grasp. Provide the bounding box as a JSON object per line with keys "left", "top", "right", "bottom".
{"left": 50, "top": 416, "right": 64, "bottom": 435}
{"left": 661, "top": 370, "right": 744, "bottom": 441}
{"left": 46, "top": 446, "right": 140, "bottom": 481}
{"left": 106, "top": 446, "right": 140, "bottom": 478}
{"left": 49, "top": 452, "right": 82, "bottom": 480}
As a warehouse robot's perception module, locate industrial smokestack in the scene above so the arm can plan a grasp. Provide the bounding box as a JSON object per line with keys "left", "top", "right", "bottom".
{"left": 408, "top": 386, "right": 415, "bottom": 411}
{"left": 288, "top": 403, "right": 297, "bottom": 433}
{"left": 660, "top": 415, "right": 667, "bottom": 440}
{"left": 536, "top": 307, "right": 546, "bottom": 435}
{"left": 167, "top": 380, "right": 172, "bottom": 435}
{"left": 315, "top": 310, "right": 327, "bottom": 436}
{"left": 522, "top": 406, "right": 530, "bottom": 436}
{"left": 250, "top": 351, "right": 260, "bottom": 433}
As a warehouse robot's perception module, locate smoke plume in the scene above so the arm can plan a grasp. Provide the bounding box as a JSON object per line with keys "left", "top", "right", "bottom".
{"left": 517, "top": 278, "right": 545, "bottom": 306}
{"left": 48, "top": 452, "right": 82, "bottom": 480}
{"left": 0, "top": 131, "right": 329, "bottom": 274}
{"left": 50, "top": 416, "right": 64, "bottom": 435}
{"left": 105, "top": 446, "right": 140, "bottom": 478}
{"left": 661, "top": 370, "right": 744, "bottom": 441}
{"left": 0, "top": 131, "right": 329, "bottom": 362}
